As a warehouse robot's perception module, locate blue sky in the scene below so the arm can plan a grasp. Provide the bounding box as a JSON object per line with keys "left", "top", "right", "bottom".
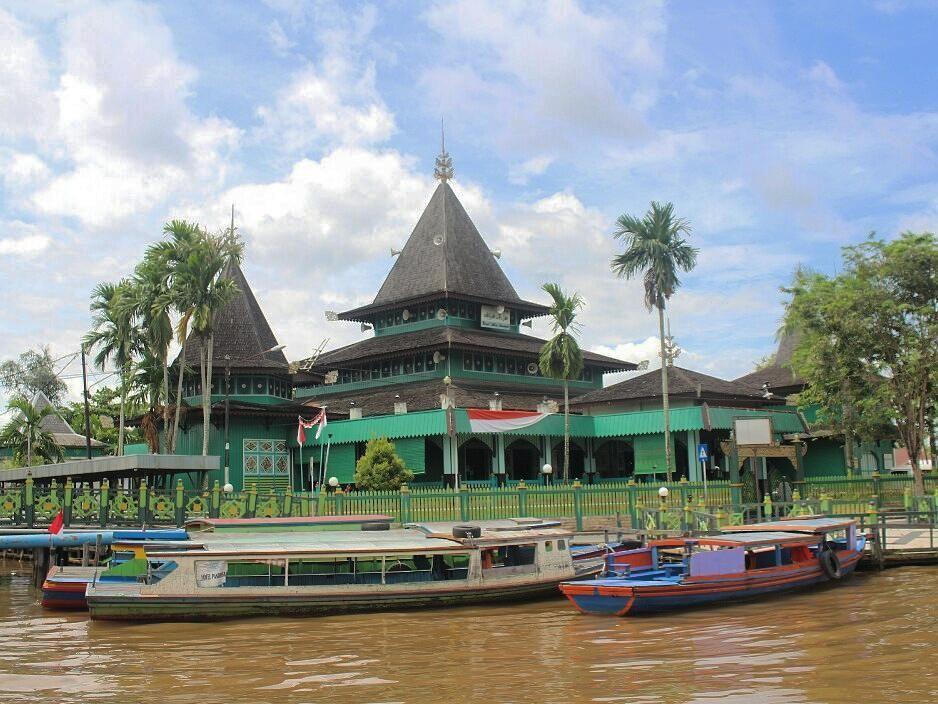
{"left": 0, "top": 0, "right": 936, "bottom": 400}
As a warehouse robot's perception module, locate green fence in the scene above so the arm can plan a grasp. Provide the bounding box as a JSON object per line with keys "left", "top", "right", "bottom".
{"left": 1, "top": 473, "right": 934, "bottom": 531}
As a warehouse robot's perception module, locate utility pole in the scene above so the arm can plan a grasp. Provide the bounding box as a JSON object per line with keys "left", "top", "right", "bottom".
{"left": 81, "top": 345, "right": 93, "bottom": 459}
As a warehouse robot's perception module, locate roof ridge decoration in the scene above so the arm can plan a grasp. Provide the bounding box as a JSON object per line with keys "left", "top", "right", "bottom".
{"left": 433, "top": 119, "right": 454, "bottom": 182}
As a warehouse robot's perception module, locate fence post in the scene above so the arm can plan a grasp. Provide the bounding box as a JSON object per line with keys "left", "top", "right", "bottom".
{"left": 283, "top": 491, "right": 293, "bottom": 517}
{"left": 211, "top": 481, "right": 221, "bottom": 519}
{"left": 573, "top": 480, "right": 583, "bottom": 532}
{"left": 715, "top": 506, "right": 727, "bottom": 529}
{"left": 24, "top": 474, "right": 34, "bottom": 528}
{"left": 400, "top": 483, "right": 411, "bottom": 524}
{"left": 678, "top": 477, "right": 689, "bottom": 509}
{"left": 820, "top": 492, "right": 831, "bottom": 515}
{"left": 247, "top": 483, "right": 258, "bottom": 518}
{"left": 626, "top": 479, "right": 637, "bottom": 528}
{"left": 175, "top": 479, "right": 185, "bottom": 527}
{"left": 762, "top": 493, "right": 773, "bottom": 521}
{"left": 335, "top": 487, "right": 345, "bottom": 515}
{"left": 138, "top": 479, "right": 148, "bottom": 525}
{"left": 683, "top": 491, "right": 693, "bottom": 534}
{"left": 63, "top": 478, "right": 73, "bottom": 528}
{"left": 459, "top": 486, "right": 470, "bottom": 522}
{"left": 871, "top": 471, "right": 881, "bottom": 511}
{"left": 730, "top": 481, "right": 743, "bottom": 513}
{"left": 517, "top": 480, "right": 528, "bottom": 517}
{"left": 99, "top": 479, "right": 109, "bottom": 528}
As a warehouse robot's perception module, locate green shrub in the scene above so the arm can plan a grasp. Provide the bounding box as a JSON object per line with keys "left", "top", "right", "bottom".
{"left": 353, "top": 437, "right": 414, "bottom": 490}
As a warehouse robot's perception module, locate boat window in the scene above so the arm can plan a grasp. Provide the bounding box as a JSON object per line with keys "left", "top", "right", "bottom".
{"left": 199, "top": 560, "right": 286, "bottom": 588}
{"left": 384, "top": 554, "right": 434, "bottom": 584}
{"left": 545, "top": 541, "right": 553, "bottom": 552}
{"left": 558, "top": 540, "right": 566, "bottom": 550}
{"left": 483, "top": 544, "right": 537, "bottom": 569}
{"left": 288, "top": 558, "right": 355, "bottom": 586}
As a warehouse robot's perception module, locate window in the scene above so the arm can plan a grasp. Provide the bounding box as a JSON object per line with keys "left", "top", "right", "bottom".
{"left": 506, "top": 358, "right": 516, "bottom": 374}
{"left": 243, "top": 438, "right": 289, "bottom": 478}
{"left": 426, "top": 354, "right": 435, "bottom": 371}
{"left": 496, "top": 356, "right": 505, "bottom": 374}
{"left": 545, "top": 541, "right": 553, "bottom": 552}
{"left": 558, "top": 540, "right": 566, "bottom": 550}
{"left": 482, "top": 544, "right": 537, "bottom": 570}
{"left": 414, "top": 355, "right": 424, "bottom": 373}
{"left": 474, "top": 354, "right": 483, "bottom": 371}
{"left": 394, "top": 312, "right": 403, "bottom": 326}
{"left": 403, "top": 358, "right": 412, "bottom": 374}
{"left": 463, "top": 354, "right": 473, "bottom": 371}
{"left": 484, "top": 355, "right": 494, "bottom": 372}
{"left": 212, "top": 560, "right": 286, "bottom": 588}
{"left": 391, "top": 361, "right": 400, "bottom": 376}
{"left": 458, "top": 302, "right": 468, "bottom": 318}
{"left": 418, "top": 307, "right": 427, "bottom": 321}
{"left": 381, "top": 363, "right": 390, "bottom": 378}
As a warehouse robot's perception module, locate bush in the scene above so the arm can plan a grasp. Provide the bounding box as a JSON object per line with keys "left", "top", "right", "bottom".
{"left": 353, "top": 437, "right": 414, "bottom": 491}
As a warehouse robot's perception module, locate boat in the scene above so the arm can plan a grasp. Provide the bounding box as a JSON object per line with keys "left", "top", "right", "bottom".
{"left": 86, "top": 519, "right": 577, "bottom": 621}
{"left": 560, "top": 517, "right": 865, "bottom": 616}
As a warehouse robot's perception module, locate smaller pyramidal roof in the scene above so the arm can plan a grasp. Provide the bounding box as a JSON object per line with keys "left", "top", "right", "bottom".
{"left": 339, "top": 146, "right": 548, "bottom": 321}
{"left": 734, "top": 329, "right": 806, "bottom": 393}
{"left": 30, "top": 391, "right": 106, "bottom": 448}
{"left": 182, "top": 261, "right": 288, "bottom": 371}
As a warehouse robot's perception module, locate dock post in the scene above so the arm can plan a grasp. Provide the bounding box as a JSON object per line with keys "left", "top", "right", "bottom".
{"left": 64, "top": 478, "right": 73, "bottom": 528}
{"left": 175, "top": 480, "right": 185, "bottom": 527}
{"left": 626, "top": 479, "right": 637, "bottom": 528}
{"left": 138, "top": 479, "right": 148, "bottom": 526}
{"left": 81, "top": 542, "right": 90, "bottom": 567}
{"left": 399, "top": 483, "right": 411, "bottom": 524}
{"left": 573, "top": 480, "right": 583, "bottom": 533}
{"left": 94, "top": 533, "right": 102, "bottom": 566}
{"left": 517, "top": 480, "right": 528, "bottom": 517}
{"left": 99, "top": 479, "right": 109, "bottom": 528}
{"left": 32, "top": 547, "right": 49, "bottom": 589}
{"left": 24, "top": 474, "right": 34, "bottom": 528}
{"left": 211, "top": 481, "right": 222, "bottom": 519}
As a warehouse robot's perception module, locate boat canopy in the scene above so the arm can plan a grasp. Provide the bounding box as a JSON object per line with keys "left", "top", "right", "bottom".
{"left": 185, "top": 515, "right": 393, "bottom": 532}
{"left": 721, "top": 518, "right": 856, "bottom": 534}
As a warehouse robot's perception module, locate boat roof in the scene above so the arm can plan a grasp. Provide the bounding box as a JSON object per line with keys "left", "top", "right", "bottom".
{"left": 185, "top": 515, "right": 394, "bottom": 532}
{"left": 652, "top": 532, "right": 820, "bottom": 548}
{"left": 406, "top": 519, "right": 572, "bottom": 545}
{"left": 720, "top": 517, "right": 856, "bottom": 534}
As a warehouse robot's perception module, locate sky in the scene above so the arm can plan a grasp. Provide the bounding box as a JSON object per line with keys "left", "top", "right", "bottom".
{"left": 0, "top": 0, "right": 936, "bottom": 404}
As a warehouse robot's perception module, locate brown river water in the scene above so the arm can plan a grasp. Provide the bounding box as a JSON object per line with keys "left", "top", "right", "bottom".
{"left": 0, "top": 562, "right": 935, "bottom": 704}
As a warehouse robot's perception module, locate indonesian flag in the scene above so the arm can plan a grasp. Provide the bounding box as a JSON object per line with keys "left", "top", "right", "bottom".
{"left": 297, "top": 409, "right": 327, "bottom": 444}
{"left": 466, "top": 408, "right": 548, "bottom": 434}
{"left": 48, "top": 510, "right": 64, "bottom": 536}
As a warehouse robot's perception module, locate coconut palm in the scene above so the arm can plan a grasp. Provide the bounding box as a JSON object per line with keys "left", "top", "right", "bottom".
{"left": 128, "top": 250, "right": 174, "bottom": 452}
{"left": 611, "top": 201, "right": 698, "bottom": 481}
{"left": 84, "top": 280, "right": 138, "bottom": 455}
{"left": 175, "top": 227, "right": 243, "bottom": 456}
{"left": 152, "top": 219, "right": 203, "bottom": 453}
{"left": 0, "top": 397, "right": 64, "bottom": 466}
{"left": 538, "top": 283, "right": 585, "bottom": 484}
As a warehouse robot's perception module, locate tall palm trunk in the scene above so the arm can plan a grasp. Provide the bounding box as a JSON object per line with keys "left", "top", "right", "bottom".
{"left": 200, "top": 341, "right": 208, "bottom": 456}
{"left": 118, "top": 366, "right": 128, "bottom": 456}
{"left": 161, "top": 359, "right": 169, "bottom": 454}
{"left": 658, "top": 303, "right": 672, "bottom": 481}
{"left": 202, "top": 332, "right": 213, "bottom": 457}
{"left": 171, "top": 336, "right": 187, "bottom": 453}
{"left": 563, "top": 380, "right": 570, "bottom": 484}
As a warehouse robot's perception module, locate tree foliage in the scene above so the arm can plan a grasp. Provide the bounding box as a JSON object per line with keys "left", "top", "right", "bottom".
{"left": 0, "top": 346, "right": 68, "bottom": 405}
{"left": 783, "top": 232, "right": 938, "bottom": 493}
{"left": 62, "top": 386, "right": 143, "bottom": 451}
{"left": 353, "top": 437, "right": 414, "bottom": 490}
{"left": 0, "top": 396, "right": 64, "bottom": 466}
{"left": 539, "top": 282, "right": 584, "bottom": 483}
{"left": 611, "top": 201, "right": 698, "bottom": 479}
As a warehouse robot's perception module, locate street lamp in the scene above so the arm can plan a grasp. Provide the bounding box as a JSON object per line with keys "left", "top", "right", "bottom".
{"left": 542, "top": 463, "right": 553, "bottom": 486}
{"left": 224, "top": 343, "right": 286, "bottom": 492}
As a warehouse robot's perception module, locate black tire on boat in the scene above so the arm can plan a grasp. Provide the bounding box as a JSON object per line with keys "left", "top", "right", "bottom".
{"left": 360, "top": 521, "right": 391, "bottom": 531}
{"left": 819, "top": 549, "right": 842, "bottom": 579}
{"left": 453, "top": 525, "right": 482, "bottom": 539}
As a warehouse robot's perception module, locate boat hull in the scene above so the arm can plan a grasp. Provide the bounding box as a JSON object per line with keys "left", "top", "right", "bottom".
{"left": 88, "top": 579, "right": 567, "bottom": 622}
{"left": 562, "top": 549, "right": 862, "bottom": 616}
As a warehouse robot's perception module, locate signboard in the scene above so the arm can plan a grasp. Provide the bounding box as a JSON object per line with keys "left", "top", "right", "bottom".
{"left": 697, "top": 443, "right": 709, "bottom": 462}
{"left": 480, "top": 304, "right": 511, "bottom": 331}
{"left": 733, "top": 417, "right": 774, "bottom": 446}
{"left": 195, "top": 560, "right": 228, "bottom": 588}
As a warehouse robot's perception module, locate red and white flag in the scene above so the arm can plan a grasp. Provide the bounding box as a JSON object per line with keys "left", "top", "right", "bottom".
{"left": 297, "top": 409, "right": 327, "bottom": 444}
{"left": 48, "top": 510, "right": 64, "bottom": 536}
{"left": 466, "top": 408, "right": 548, "bottom": 434}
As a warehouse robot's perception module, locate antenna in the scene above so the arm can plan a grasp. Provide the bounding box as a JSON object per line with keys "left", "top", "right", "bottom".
{"left": 490, "top": 249, "right": 501, "bottom": 259}
{"left": 229, "top": 203, "right": 235, "bottom": 237}
{"left": 299, "top": 338, "right": 330, "bottom": 371}
{"left": 390, "top": 247, "right": 402, "bottom": 257}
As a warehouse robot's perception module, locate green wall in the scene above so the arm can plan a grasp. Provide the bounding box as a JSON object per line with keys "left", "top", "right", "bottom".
{"left": 325, "top": 444, "right": 357, "bottom": 484}
{"left": 632, "top": 433, "right": 676, "bottom": 477}
{"left": 802, "top": 438, "right": 847, "bottom": 477}
{"left": 394, "top": 437, "right": 426, "bottom": 475}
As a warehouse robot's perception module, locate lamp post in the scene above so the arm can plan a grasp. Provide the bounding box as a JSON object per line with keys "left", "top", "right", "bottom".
{"left": 542, "top": 463, "right": 553, "bottom": 486}
{"left": 223, "top": 344, "right": 285, "bottom": 493}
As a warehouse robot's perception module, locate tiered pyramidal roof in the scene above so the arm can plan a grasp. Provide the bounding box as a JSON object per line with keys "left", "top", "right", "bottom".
{"left": 182, "top": 261, "right": 289, "bottom": 371}
{"left": 338, "top": 180, "right": 548, "bottom": 322}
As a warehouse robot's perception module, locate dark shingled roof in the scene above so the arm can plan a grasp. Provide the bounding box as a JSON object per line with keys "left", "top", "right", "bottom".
{"left": 300, "top": 379, "right": 565, "bottom": 417}
{"left": 180, "top": 262, "right": 288, "bottom": 372}
{"left": 338, "top": 182, "right": 548, "bottom": 321}
{"left": 733, "top": 330, "right": 806, "bottom": 394}
{"left": 31, "top": 391, "right": 106, "bottom": 448}
{"left": 310, "top": 326, "right": 634, "bottom": 372}
{"left": 571, "top": 366, "right": 776, "bottom": 407}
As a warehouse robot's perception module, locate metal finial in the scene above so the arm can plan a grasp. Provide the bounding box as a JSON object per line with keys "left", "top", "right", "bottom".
{"left": 434, "top": 117, "right": 454, "bottom": 182}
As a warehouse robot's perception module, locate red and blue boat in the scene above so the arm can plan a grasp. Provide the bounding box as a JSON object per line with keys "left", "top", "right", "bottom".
{"left": 560, "top": 518, "right": 864, "bottom": 616}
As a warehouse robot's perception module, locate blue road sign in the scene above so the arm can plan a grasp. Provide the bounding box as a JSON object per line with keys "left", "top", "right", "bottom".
{"left": 697, "top": 443, "right": 709, "bottom": 462}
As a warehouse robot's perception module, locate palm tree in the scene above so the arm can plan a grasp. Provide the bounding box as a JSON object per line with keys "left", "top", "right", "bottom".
{"left": 175, "top": 227, "right": 243, "bottom": 457}
{"left": 538, "top": 283, "right": 585, "bottom": 484}
{"left": 153, "top": 219, "right": 202, "bottom": 453}
{"left": 84, "top": 280, "right": 138, "bottom": 455}
{"left": 130, "top": 348, "right": 166, "bottom": 453}
{"left": 611, "top": 201, "right": 698, "bottom": 481}
{"left": 0, "top": 397, "right": 64, "bottom": 466}
{"left": 129, "top": 250, "right": 174, "bottom": 452}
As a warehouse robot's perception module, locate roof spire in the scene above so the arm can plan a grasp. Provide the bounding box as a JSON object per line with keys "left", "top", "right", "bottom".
{"left": 434, "top": 117, "right": 454, "bottom": 182}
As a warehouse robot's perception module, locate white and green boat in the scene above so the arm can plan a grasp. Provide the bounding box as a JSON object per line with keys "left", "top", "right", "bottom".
{"left": 86, "top": 519, "right": 581, "bottom": 621}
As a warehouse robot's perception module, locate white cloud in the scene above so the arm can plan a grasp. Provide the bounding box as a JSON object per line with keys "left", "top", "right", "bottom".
{"left": 508, "top": 155, "right": 554, "bottom": 185}
{"left": 0, "top": 230, "right": 50, "bottom": 257}
{"left": 0, "top": 8, "right": 54, "bottom": 139}
{"left": 0, "top": 152, "right": 50, "bottom": 189}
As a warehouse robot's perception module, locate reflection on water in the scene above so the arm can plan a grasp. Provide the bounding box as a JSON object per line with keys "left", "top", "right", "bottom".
{"left": 0, "top": 562, "right": 936, "bottom": 703}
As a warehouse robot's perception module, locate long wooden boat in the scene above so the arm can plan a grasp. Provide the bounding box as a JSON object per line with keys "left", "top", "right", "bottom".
{"left": 86, "top": 519, "right": 579, "bottom": 621}
{"left": 560, "top": 518, "right": 864, "bottom": 616}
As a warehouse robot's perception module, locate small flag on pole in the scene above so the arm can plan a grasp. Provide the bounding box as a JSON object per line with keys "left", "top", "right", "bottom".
{"left": 314, "top": 408, "right": 327, "bottom": 440}
{"left": 48, "top": 510, "right": 64, "bottom": 536}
